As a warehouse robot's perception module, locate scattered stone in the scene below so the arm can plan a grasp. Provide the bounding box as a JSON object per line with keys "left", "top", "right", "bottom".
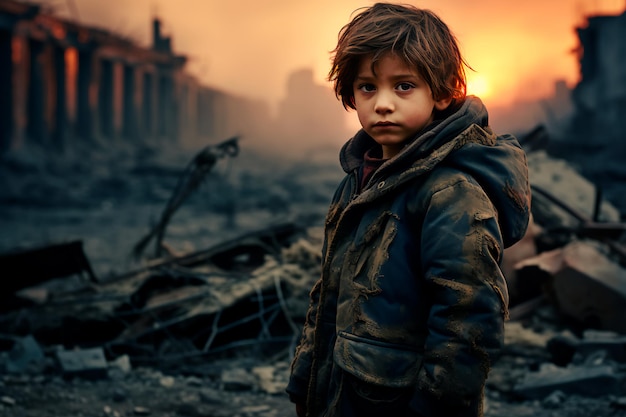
{"left": 504, "top": 321, "right": 554, "bottom": 348}
{"left": 5, "top": 335, "right": 46, "bottom": 374}
{"left": 514, "top": 364, "right": 620, "bottom": 399}
{"left": 539, "top": 242, "right": 626, "bottom": 334}
{"left": 159, "top": 375, "right": 176, "bottom": 388}
{"left": 0, "top": 396, "right": 16, "bottom": 406}
{"left": 178, "top": 390, "right": 200, "bottom": 404}
{"left": 55, "top": 347, "right": 108, "bottom": 379}
{"left": 133, "top": 406, "right": 151, "bottom": 415}
{"left": 221, "top": 368, "right": 256, "bottom": 391}
{"left": 198, "top": 388, "right": 225, "bottom": 405}
{"left": 240, "top": 404, "right": 271, "bottom": 413}
{"left": 578, "top": 330, "right": 626, "bottom": 362}
{"left": 542, "top": 390, "right": 566, "bottom": 409}
{"left": 252, "top": 365, "right": 284, "bottom": 395}
{"left": 108, "top": 354, "right": 132, "bottom": 373}
{"left": 581, "top": 349, "right": 611, "bottom": 366}
{"left": 185, "top": 376, "right": 204, "bottom": 387}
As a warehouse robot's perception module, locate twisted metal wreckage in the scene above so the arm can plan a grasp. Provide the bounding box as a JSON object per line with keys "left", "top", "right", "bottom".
{"left": 0, "top": 131, "right": 625, "bottom": 379}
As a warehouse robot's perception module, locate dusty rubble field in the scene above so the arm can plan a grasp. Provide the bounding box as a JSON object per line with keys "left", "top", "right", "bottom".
{"left": 0, "top": 364, "right": 294, "bottom": 417}
{"left": 1, "top": 145, "right": 625, "bottom": 416}
{"left": 2, "top": 314, "right": 626, "bottom": 417}
{"left": 0, "top": 359, "right": 623, "bottom": 417}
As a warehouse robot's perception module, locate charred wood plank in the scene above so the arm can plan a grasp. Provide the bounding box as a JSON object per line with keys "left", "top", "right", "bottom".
{"left": 0, "top": 240, "right": 97, "bottom": 294}
{"left": 106, "top": 222, "right": 304, "bottom": 283}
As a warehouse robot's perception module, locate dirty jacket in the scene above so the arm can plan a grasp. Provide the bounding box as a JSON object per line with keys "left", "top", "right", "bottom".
{"left": 287, "top": 96, "right": 531, "bottom": 417}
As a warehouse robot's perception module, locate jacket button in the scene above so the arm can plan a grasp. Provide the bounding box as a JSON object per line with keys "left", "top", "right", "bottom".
{"left": 377, "top": 181, "right": 385, "bottom": 189}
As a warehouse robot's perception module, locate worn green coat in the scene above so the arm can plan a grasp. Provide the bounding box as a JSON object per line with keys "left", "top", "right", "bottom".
{"left": 287, "top": 96, "right": 531, "bottom": 417}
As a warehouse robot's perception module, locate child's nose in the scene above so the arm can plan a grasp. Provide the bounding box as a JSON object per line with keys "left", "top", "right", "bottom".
{"left": 374, "top": 91, "right": 394, "bottom": 114}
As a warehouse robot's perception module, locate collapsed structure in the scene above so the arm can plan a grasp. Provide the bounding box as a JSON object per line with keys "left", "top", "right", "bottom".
{"left": 0, "top": 0, "right": 268, "bottom": 152}
{"left": 0, "top": 140, "right": 624, "bottom": 372}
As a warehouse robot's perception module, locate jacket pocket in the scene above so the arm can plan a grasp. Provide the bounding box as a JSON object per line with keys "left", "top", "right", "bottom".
{"left": 333, "top": 331, "right": 422, "bottom": 388}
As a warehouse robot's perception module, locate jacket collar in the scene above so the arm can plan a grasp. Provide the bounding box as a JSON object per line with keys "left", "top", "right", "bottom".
{"left": 339, "top": 96, "right": 488, "bottom": 175}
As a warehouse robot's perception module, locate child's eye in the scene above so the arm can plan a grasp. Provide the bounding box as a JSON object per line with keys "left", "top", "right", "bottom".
{"left": 358, "top": 83, "right": 376, "bottom": 93}
{"left": 396, "top": 82, "right": 414, "bottom": 91}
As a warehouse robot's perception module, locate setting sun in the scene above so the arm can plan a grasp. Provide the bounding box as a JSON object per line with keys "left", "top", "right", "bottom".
{"left": 467, "top": 73, "right": 491, "bottom": 100}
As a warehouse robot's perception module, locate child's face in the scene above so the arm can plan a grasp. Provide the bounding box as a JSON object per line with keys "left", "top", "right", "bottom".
{"left": 353, "top": 54, "right": 451, "bottom": 159}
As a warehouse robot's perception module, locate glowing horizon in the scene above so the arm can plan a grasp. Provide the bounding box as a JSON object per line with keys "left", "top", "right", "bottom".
{"left": 49, "top": 0, "right": 626, "bottom": 112}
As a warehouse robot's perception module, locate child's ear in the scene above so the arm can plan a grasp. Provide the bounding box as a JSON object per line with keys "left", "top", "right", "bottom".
{"left": 434, "top": 96, "right": 453, "bottom": 111}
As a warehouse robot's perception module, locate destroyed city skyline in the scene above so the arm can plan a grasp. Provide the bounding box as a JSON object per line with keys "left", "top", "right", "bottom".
{"left": 32, "top": 0, "right": 626, "bottom": 109}
{"left": 4, "top": 0, "right": 626, "bottom": 156}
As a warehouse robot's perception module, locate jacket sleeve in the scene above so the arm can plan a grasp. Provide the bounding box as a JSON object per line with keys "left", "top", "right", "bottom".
{"left": 286, "top": 277, "right": 322, "bottom": 401}
{"left": 410, "top": 179, "right": 508, "bottom": 415}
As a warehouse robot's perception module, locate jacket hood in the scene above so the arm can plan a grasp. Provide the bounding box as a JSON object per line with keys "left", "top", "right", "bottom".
{"left": 339, "top": 96, "right": 530, "bottom": 248}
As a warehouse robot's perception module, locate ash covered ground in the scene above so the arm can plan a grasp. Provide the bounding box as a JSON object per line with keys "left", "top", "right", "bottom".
{"left": 0, "top": 141, "right": 343, "bottom": 278}
{"left": 1, "top": 141, "right": 625, "bottom": 417}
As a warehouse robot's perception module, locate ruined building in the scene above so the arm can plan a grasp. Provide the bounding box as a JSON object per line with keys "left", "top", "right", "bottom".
{"left": 570, "top": 7, "right": 626, "bottom": 152}
{"left": 547, "top": 6, "right": 626, "bottom": 215}
{"left": 0, "top": 0, "right": 264, "bottom": 153}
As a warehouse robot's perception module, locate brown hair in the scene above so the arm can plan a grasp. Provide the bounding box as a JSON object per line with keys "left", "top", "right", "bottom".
{"left": 329, "top": 2, "right": 468, "bottom": 110}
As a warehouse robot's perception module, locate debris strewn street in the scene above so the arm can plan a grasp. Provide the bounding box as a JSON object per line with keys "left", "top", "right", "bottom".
{"left": 1, "top": 139, "right": 626, "bottom": 416}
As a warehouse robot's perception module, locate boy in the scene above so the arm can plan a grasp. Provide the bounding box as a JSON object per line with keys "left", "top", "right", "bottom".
{"left": 287, "top": 3, "right": 530, "bottom": 417}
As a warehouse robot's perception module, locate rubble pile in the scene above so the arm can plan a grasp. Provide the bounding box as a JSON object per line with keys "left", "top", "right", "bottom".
{"left": 0, "top": 145, "right": 625, "bottom": 416}
{"left": 0, "top": 223, "right": 322, "bottom": 366}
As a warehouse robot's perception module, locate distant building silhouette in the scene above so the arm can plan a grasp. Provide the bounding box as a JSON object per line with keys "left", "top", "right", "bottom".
{"left": 0, "top": 0, "right": 270, "bottom": 153}
{"left": 557, "top": 7, "right": 626, "bottom": 215}
{"left": 271, "top": 68, "right": 349, "bottom": 155}
{"left": 570, "top": 8, "right": 626, "bottom": 152}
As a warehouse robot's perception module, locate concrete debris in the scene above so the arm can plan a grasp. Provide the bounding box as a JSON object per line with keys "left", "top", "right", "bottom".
{"left": 0, "top": 396, "right": 16, "bottom": 407}
{"left": 240, "top": 405, "right": 272, "bottom": 414}
{"left": 503, "top": 146, "right": 626, "bottom": 335}
{"left": 158, "top": 375, "right": 176, "bottom": 388}
{"left": 0, "top": 222, "right": 314, "bottom": 366}
{"left": 0, "top": 135, "right": 625, "bottom": 407}
{"left": 485, "top": 313, "right": 626, "bottom": 403}
{"left": 576, "top": 330, "right": 626, "bottom": 362}
{"left": 108, "top": 354, "right": 132, "bottom": 374}
{"left": 547, "top": 329, "right": 626, "bottom": 366}
{"left": 55, "top": 347, "right": 109, "bottom": 380}
{"left": 516, "top": 240, "right": 626, "bottom": 333}
{"left": 541, "top": 390, "right": 567, "bottom": 409}
{"left": 221, "top": 368, "right": 257, "bottom": 391}
{"left": 514, "top": 363, "right": 620, "bottom": 399}
{"left": 252, "top": 362, "right": 291, "bottom": 395}
{"left": 4, "top": 335, "right": 46, "bottom": 374}
{"left": 132, "top": 406, "right": 151, "bottom": 415}
{"left": 504, "top": 321, "right": 556, "bottom": 348}
{"left": 526, "top": 150, "right": 621, "bottom": 223}
{"left": 550, "top": 242, "right": 626, "bottom": 333}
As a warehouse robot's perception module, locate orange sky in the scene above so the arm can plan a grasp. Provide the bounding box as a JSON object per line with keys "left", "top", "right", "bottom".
{"left": 49, "top": 0, "right": 625, "bottom": 111}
